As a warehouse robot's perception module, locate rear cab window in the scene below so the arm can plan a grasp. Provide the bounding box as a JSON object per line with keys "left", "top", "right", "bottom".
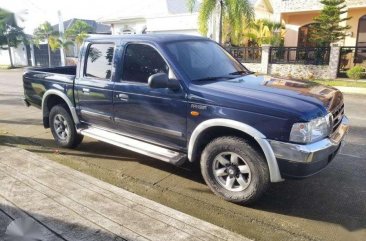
{"left": 85, "top": 43, "right": 115, "bottom": 80}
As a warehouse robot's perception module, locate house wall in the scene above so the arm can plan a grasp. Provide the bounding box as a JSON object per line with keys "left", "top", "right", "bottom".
{"left": 242, "top": 45, "right": 341, "bottom": 79}
{"left": 243, "top": 61, "right": 331, "bottom": 79}
{"left": 112, "top": 19, "right": 147, "bottom": 35}
{"left": 345, "top": 7, "right": 366, "bottom": 46}
{"left": 282, "top": 12, "right": 319, "bottom": 46}
{"left": 276, "top": 0, "right": 366, "bottom": 13}
{"left": 0, "top": 43, "right": 28, "bottom": 67}
{"left": 0, "top": 49, "right": 11, "bottom": 66}
{"left": 11, "top": 43, "right": 28, "bottom": 66}
{"left": 268, "top": 63, "right": 330, "bottom": 79}
{"left": 147, "top": 14, "right": 199, "bottom": 34}
{"left": 255, "top": 0, "right": 273, "bottom": 20}
{"left": 243, "top": 63, "right": 263, "bottom": 73}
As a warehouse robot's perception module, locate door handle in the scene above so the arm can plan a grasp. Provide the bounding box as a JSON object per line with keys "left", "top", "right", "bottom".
{"left": 82, "top": 88, "right": 90, "bottom": 94}
{"left": 116, "top": 93, "right": 129, "bottom": 102}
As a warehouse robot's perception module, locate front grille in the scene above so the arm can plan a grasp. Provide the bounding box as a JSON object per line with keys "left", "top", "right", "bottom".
{"left": 331, "top": 103, "right": 344, "bottom": 133}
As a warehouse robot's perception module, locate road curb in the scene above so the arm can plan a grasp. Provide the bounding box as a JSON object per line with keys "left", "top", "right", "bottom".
{"left": 335, "top": 86, "right": 366, "bottom": 95}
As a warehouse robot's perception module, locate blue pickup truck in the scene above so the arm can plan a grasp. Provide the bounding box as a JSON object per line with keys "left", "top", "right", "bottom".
{"left": 23, "top": 34, "right": 349, "bottom": 204}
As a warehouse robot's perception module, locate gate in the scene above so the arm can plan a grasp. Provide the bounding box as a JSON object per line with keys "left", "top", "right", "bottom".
{"left": 33, "top": 44, "right": 61, "bottom": 67}
{"left": 337, "top": 46, "right": 366, "bottom": 78}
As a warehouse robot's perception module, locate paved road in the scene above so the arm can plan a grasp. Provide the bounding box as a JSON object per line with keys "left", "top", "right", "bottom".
{"left": 1, "top": 69, "right": 365, "bottom": 241}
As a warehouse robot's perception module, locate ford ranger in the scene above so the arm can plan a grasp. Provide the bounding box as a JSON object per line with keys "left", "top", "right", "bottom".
{"left": 23, "top": 34, "right": 349, "bottom": 204}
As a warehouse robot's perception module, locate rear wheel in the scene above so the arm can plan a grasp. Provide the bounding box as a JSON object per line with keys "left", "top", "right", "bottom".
{"left": 201, "top": 136, "right": 270, "bottom": 204}
{"left": 49, "top": 104, "right": 83, "bottom": 148}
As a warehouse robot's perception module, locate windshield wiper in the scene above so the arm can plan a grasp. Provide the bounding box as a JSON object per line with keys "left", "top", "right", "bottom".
{"left": 192, "top": 76, "right": 236, "bottom": 81}
{"left": 229, "top": 70, "right": 253, "bottom": 76}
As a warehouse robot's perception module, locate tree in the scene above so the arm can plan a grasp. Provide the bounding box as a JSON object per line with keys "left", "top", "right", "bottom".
{"left": 33, "top": 22, "right": 59, "bottom": 67}
{"left": 187, "top": 0, "right": 254, "bottom": 44}
{"left": 56, "top": 37, "right": 74, "bottom": 64}
{"left": 245, "top": 19, "right": 285, "bottom": 47}
{"left": 309, "top": 0, "right": 351, "bottom": 46}
{"left": 0, "top": 8, "right": 26, "bottom": 67}
{"left": 65, "top": 20, "right": 92, "bottom": 49}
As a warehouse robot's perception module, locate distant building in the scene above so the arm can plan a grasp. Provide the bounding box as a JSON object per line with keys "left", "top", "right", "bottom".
{"left": 99, "top": 0, "right": 200, "bottom": 36}
{"left": 53, "top": 18, "right": 111, "bottom": 35}
{"left": 99, "top": 0, "right": 274, "bottom": 42}
{"left": 271, "top": 0, "right": 366, "bottom": 47}
{"left": 52, "top": 18, "right": 111, "bottom": 59}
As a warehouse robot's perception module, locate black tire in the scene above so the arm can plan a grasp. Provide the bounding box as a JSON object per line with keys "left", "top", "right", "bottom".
{"left": 49, "top": 104, "right": 83, "bottom": 148}
{"left": 201, "top": 136, "right": 269, "bottom": 205}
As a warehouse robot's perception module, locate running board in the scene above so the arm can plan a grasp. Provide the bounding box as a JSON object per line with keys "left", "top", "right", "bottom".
{"left": 79, "top": 127, "right": 187, "bottom": 166}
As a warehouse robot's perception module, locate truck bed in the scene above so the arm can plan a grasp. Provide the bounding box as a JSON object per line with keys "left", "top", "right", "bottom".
{"left": 28, "top": 65, "right": 77, "bottom": 75}
{"left": 23, "top": 66, "right": 77, "bottom": 108}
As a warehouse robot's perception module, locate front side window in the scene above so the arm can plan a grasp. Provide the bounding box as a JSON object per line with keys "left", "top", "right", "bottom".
{"left": 85, "top": 43, "right": 114, "bottom": 80}
{"left": 122, "top": 44, "right": 169, "bottom": 83}
{"left": 165, "top": 40, "right": 248, "bottom": 81}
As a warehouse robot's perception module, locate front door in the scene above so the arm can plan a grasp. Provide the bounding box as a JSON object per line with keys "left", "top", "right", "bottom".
{"left": 75, "top": 42, "right": 115, "bottom": 129}
{"left": 113, "top": 43, "right": 187, "bottom": 150}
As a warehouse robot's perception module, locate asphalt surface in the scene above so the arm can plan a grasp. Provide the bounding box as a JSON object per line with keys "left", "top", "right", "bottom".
{"left": 0, "top": 69, "right": 365, "bottom": 241}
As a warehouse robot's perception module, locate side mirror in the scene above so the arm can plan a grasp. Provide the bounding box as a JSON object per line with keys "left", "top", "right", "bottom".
{"left": 148, "top": 73, "right": 180, "bottom": 91}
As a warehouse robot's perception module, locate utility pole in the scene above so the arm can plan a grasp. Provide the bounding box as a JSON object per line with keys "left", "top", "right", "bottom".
{"left": 58, "top": 10, "right": 66, "bottom": 66}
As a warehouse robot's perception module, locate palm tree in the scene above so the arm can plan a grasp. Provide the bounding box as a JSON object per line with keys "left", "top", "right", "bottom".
{"left": 187, "top": 0, "right": 254, "bottom": 44}
{"left": 48, "top": 36, "right": 74, "bottom": 65}
{"left": 245, "top": 19, "right": 285, "bottom": 46}
{"left": 33, "top": 22, "right": 59, "bottom": 67}
{"left": 65, "top": 20, "right": 92, "bottom": 52}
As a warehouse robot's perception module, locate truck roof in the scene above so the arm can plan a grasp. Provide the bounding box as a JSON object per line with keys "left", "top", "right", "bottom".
{"left": 86, "top": 34, "right": 209, "bottom": 43}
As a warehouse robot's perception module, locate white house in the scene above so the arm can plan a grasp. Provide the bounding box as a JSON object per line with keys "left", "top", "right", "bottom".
{"left": 99, "top": 0, "right": 275, "bottom": 42}
{"left": 99, "top": 0, "right": 200, "bottom": 36}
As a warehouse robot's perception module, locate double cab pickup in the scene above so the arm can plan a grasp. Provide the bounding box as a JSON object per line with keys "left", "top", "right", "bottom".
{"left": 23, "top": 34, "right": 349, "bottom": 204}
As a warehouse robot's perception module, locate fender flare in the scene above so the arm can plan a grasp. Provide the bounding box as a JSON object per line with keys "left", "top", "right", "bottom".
{"left": 188, "top": 118, "right": 283, "bottom": 182}
{"left": 42, "top": 89, "right": 80, "bottom": 125}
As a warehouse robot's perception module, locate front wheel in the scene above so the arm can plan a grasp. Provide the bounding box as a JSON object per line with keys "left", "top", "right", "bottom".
{"left": 49, "top": 104, "right": 83, "bottom": 148}
{"left": 201, "top": 136, "right": 270, "bottom": 204}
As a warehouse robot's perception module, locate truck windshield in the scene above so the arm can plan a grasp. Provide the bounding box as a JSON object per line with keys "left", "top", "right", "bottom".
{"left": 165, "top": 40, "right": 249, "bottom": 81}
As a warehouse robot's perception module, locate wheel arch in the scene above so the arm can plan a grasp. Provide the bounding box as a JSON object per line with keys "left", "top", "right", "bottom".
{"left": 42, "top": 89, "right": 80, "bottom": 128}
{"left": 188, "top": 119, "right": 283, "bottom": 182}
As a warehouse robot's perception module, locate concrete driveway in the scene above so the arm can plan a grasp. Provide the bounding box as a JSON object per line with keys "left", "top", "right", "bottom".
{"left": 0, "top": 69, "right": 365, "bottom": 241}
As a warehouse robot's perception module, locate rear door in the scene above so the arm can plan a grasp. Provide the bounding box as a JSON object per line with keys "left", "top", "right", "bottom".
{"left": 75, "top": 42, "right": 115, "bottom": 129}
{"left": 113, "top": 43, "right": 187, "bottom": 150}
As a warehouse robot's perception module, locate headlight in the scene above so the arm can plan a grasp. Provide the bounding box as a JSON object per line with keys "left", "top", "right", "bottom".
{"left": 290, "top": 113, "right": 332, "bottom": 143}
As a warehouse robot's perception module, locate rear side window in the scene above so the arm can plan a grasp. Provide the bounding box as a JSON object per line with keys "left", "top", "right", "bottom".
{"left": 85, "top": 43, "right": 114, "bottom": 80}
{"left": 122, "top": 44, "right": 168, "bottom": 83}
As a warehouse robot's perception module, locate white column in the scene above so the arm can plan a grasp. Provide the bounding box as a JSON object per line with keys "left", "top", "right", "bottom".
{"left": 30, "top": 44, "right": 35, "bottom": 66}
{"left": 328, "top": 43, "right": 341, "bottom": 79}
{"left": 261, "top": 44, "right": 271, "bottom": 74}
{"left": 58, "top": 10, "right": 66, "bottom": 66}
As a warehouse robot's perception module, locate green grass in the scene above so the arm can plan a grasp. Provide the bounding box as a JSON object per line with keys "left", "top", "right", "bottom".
{"left": 313, "top": 79, "right": 366, "bottom": 88}
{"left": 0, "top": 65, "right": 11, "bottom": 69}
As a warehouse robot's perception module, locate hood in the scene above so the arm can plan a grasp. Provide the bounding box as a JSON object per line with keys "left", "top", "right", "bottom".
{"left": 189, "top": 75, "right": 342, "bottom": 121}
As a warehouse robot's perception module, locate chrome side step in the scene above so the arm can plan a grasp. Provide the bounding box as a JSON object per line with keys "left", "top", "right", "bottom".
{"left": 79, "top": 127, "right": 187, "bottom": 166}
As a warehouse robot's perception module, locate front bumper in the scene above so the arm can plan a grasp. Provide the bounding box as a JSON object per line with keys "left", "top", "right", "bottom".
{"left": 269, "top": 116, "right": 349, "bottom": 178}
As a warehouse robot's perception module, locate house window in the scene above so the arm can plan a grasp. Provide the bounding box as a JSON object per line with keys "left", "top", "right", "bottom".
{"left": 357, "top": 15, "right": 366, "bottom": 47}
{"left": 298, "top": 24, "right": 316, "bottom": 47}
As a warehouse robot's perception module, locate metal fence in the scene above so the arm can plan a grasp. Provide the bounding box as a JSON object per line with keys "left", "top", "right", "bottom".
{"left": 225, "top": 47, "right": 262, "bottom": 63}
{"left": 269, "top": 47, "right": 331, "bottom": 65}
{"left": 337, "top": 46, "right": 366, "bottom": 78}
{"left": 33, "top": 44, "right": 61, "bottom": 67}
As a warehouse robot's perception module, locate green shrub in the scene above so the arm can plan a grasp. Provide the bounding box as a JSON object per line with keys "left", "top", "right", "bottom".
{"left": 346, "top": 66, "right": 365, "bottom": 80}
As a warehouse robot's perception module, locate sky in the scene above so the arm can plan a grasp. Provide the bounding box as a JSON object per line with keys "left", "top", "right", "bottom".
{"left": 1, "top": 0, "right": 123, "bottom": 34}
